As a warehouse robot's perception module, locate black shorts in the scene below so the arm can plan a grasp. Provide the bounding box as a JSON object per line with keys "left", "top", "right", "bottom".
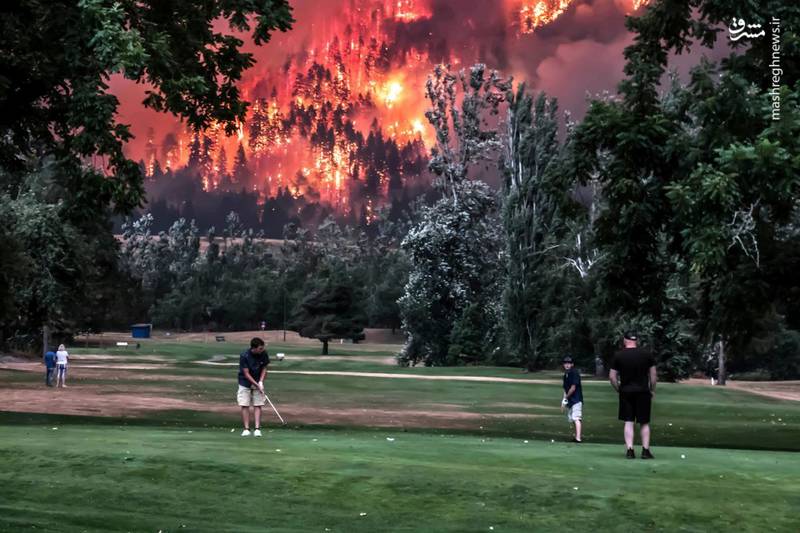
{"left": 618, "top": 391, "right": 652, "bottom": 424}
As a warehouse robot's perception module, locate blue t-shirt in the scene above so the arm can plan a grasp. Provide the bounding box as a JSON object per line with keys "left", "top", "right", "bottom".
{"left": 563, "top": 367, "right": 583, "bottom": 407}
{"left": 238, "top": 349, "right": 269, "bottom": 388}
{"left": 44, "top": 351, "right": 56, "bottom": 368}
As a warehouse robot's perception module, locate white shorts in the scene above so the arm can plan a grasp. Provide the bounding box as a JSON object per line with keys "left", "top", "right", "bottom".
{"left": 237, "top": 385, "right": 266, "bottom": 407}
{"left": 567, "top": 402, "right": 583, "bottom": 422}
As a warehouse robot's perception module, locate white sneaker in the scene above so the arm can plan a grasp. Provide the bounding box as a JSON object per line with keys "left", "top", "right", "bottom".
{"left": 241, "top": 429, "right": 251, "bottom": 437}
{"left": 253, "top": 429, "right": 262, "bottom": 437}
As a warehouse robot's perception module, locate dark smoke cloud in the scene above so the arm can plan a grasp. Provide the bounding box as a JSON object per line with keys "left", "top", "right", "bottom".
{"left": 388, "top": 0, "right": 510, "bottom": 67}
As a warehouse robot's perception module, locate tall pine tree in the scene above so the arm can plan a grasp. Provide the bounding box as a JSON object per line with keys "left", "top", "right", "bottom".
{"left": 501, "top": 86, "right": 567, "bottom": 370}
{"left": 232, "top": 142, "right": 251, "bottom": 184}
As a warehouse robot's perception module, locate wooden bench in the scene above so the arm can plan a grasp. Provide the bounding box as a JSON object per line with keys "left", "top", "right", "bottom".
{"left": 215, "top": 335, "right": 226, "bottom": 342}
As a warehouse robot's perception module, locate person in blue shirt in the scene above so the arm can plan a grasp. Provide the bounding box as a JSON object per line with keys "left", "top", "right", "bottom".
{"left": 43, "top": 351, "right": 57, "bottom": 387}
{"left": 561, "top": 355, "right": 583, "bottom": 443}
{"left": 237, "top": 337, "right": 270, "bottom": 437}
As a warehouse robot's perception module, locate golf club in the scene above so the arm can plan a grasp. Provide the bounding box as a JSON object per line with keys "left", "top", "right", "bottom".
{"left": 264, "top": 392, "right": 286, "bottom": 425}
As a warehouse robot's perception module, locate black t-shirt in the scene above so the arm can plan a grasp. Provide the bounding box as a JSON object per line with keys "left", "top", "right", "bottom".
{"left": 238, "top": 349, "right": 270, "bottom": 388}
{"left": 610, "top": 348, "right": 655, "bottom": 393}
{"left": 562, "top": 367, "right": 583, "bottom": 406}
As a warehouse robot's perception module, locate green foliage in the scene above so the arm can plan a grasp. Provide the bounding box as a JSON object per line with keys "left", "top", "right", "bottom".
{"left": 424, "top": 63, "right": 512, "bottom": 200}
{"left": 501, "top": 85, "right": 573, "bottom": 369}
{"left": 0, "top": 159, "right": 130, "bottom": 349}
{"left": 447, "top": 303, "right": 488, "bottom": 364}
{"left": 399, "top": 181, "right": 504, "bottom": 366}
{"left": 568, "top": 0, "right": 800, "bottom": 377}
{"left": 0, "top": 0, "right": 293, "bottom": 350}
{"left": 762, "top": 329, "right": 800, "bottom": 380}
{"left": 0, "top": 194, "right": 84, "bottom": 347}
{"left": 118, "top": 211, "right": 407, "bottom": 335}
{"left": 0, "top": 212, "right": 29, "bottom": 325}
{"left": 399, "top": 63, "right": 512, "bottom": 366}
{"left": 289, "top": 283, "right": 367, "bottom": 354}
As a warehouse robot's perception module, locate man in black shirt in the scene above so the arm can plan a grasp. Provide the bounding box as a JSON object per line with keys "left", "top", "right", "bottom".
{"left": 609, "top": 331, "right": 657, "bottom": 459}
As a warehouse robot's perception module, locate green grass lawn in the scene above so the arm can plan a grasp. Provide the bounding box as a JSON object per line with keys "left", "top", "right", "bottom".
{"left": 3, "top": 348, "right": 799, "bottom": 450}
{"left": 0, "top": 423, "right": 797, "bottom": 532}
{"left": 74, "top": 340, "right": 401, "bottom": 362}
{"left": 2, "top": 341, "right": 799, "bottom": 531}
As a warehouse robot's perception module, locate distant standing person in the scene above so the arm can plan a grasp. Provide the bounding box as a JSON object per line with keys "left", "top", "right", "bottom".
{"left": 55, "top": 344, "right": 69, "bottom": 388}
{"left": 43, "top": 350, "right": 57, "bottom": 387}
{"left": 609, "top": 332, "right": 657, "bottom": 459}
{"left": 560, "top": 356, "right": 583, "bottom": 443}
{"left": 237, "top": 337, "right": 270, "bottom": 437}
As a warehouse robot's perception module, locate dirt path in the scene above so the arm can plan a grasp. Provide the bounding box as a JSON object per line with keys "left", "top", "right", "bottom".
{"left": 266, "top": 370, "right": 562, "bottom": 384}
{"left": 684, "top": 378, "right": 800, "bottom": 402}
{"left": 6, "top": 360, "right": 800, "bottom": 397}
{"left": 0, "top": 362, "right": 174, "bottom": 372}
{"left": 726, "top": 381, "right": 800, "bottom": 402}
{"left": 204, "top": 355, "right": 398, "bottom": 365}
{"left": 0, "top": 382, "right": 542, "bottom": 429}
{"left": 194, "top": 364, "right": 560, "bottom": 384}
{"left": 0, "top": 361, "right": 549, "bottom": 427}
{"left": 0, "top": 386, "right": 214, "bottom": 418}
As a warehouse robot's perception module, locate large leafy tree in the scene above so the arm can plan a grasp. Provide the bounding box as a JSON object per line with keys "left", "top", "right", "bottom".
{"left": 424, "top": 63, "right": 512, "bottom": 202}
{"left": 398, "top": 64, "right": 509, "bottom": 366}
{"left": 501, "top": 86, "right": 570, "bottom": 369}
{"left": 1, "top": 0, "right": 293, "bottom": 212}
{"left": 571, "top": 0, "right": 799, "bottom": 381}
{"left": 399, "top": 180, "right": 504, "bottom": 366}
{"left": 0, "top": 0, "right": 293, "bottom": 348}
{"left": 289, "top": 283, "right": 367, "bottom": 355}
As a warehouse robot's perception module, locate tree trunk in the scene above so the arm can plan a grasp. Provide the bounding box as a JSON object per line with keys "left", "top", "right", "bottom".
{"left": 322, "top": 340, "right": 328, "bottom": 355}
{"left": 42, "top": 325, "right": 50, "bottom": 357}
{"left": 718, "top": 338, "right": 727, "bottom": 386}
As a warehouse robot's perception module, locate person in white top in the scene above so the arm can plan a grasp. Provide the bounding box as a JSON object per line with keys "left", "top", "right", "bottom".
{"left": 55, "top": 344, "right": 69, "bottom": 388}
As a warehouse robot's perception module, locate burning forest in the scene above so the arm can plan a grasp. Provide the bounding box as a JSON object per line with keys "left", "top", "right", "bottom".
{"left": 127, "top": 0, "right": 652, "bottom": 233}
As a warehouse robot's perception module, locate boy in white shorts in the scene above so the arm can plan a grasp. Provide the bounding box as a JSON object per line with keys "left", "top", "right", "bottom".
{"left": 561, "top": 355, "right": 583, "bottom": 443}
{"left": 237, "top": 337, "right": 270, "bottom": 436}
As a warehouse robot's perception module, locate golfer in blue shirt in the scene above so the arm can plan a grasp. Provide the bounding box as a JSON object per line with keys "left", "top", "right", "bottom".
{"left": 237, "top": 337, "right": 270, "bottom": 437}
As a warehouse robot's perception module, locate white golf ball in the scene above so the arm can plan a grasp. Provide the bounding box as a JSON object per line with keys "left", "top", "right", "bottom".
{"left": 681, "top": 454, "right": 686, "bottom": 459}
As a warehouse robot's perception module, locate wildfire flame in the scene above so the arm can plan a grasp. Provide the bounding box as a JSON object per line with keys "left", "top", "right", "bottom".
{"left": 518, "top": 0, "right": 651, "bottom": 35}
{"left": 381, "top": 80, "right": 404, "bottom": 108}
{"left": 394, "top": 0, "right": 429, "bottom": 21}
{"left": 172, "top": 0, "right": 437, "bottom": 207}
{"left": 139, "top": 0, "right": 650, "bottom": 217}
{"left": 518, "top": 0, "right": 575, "bottom": 34}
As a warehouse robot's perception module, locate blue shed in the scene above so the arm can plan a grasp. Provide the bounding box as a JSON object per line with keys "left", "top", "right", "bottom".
{"left": 131, "top": 323, "right": 152, "bottom": 339}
